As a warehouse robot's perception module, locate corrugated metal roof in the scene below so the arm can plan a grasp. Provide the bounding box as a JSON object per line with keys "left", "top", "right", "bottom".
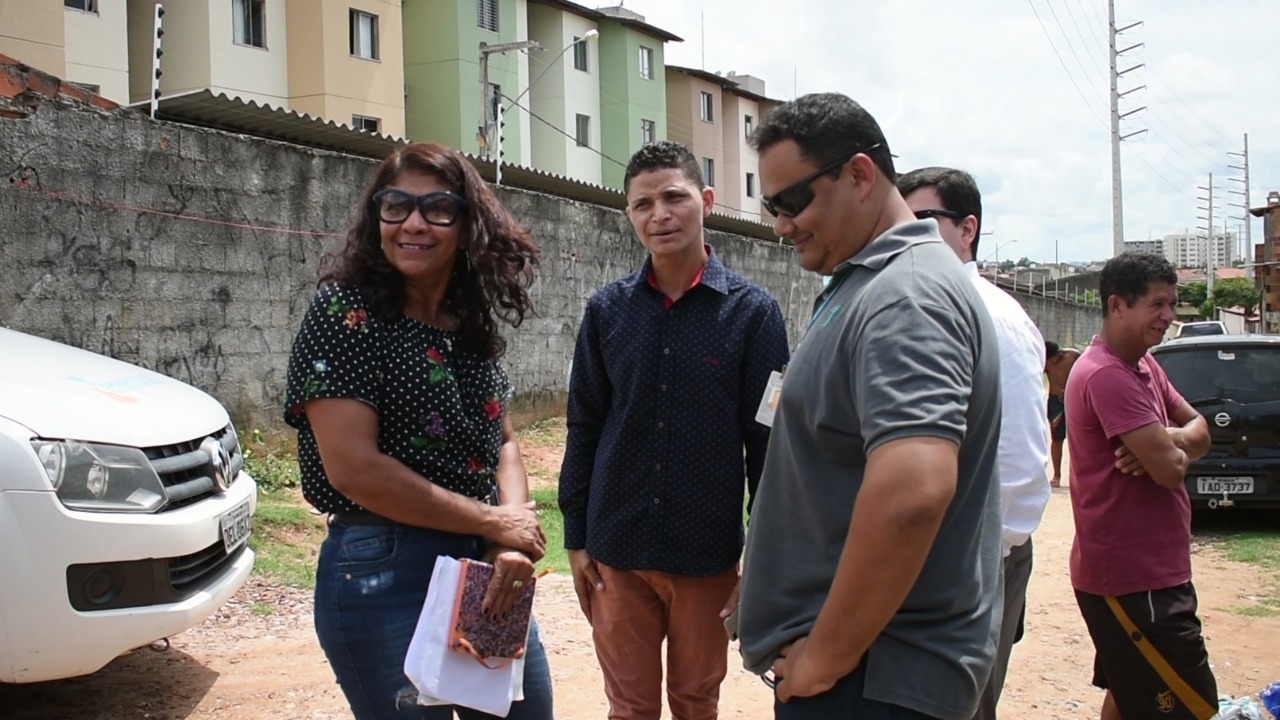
{"left": 145, "top": 89, "right": 781, "bottom": 242}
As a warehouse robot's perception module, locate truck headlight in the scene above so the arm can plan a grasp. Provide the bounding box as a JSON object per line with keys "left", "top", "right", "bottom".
{"left": 30, "top": 440, "right": 166, "bottom": 513}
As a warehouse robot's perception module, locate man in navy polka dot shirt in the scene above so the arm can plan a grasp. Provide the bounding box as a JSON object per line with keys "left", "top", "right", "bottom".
{"left": 558, "top": 140, "right": 791, "bottom": 720}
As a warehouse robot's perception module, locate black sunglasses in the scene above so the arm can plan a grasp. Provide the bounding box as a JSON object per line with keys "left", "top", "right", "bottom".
{"left": 762, "top": 142, "right": 883, "bottom": 218}
{"left": 372, "top": 189, "right": 467, "bottom": 226}
{"left": 914, "top": 208, "right": 968, "bottom": 223}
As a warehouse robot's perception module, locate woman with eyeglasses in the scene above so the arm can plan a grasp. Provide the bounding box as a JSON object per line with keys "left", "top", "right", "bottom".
{"left": 283, "top": 142, "right": 552, "bottom": 719}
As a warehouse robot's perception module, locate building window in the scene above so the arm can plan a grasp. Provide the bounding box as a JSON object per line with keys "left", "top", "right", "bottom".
{"left": 575, "top": 114, "right": 591, "bottom": 147}
{"left": 703, "top": 158, "right": 715, "bottom": 187}
{"left": 233, "top": 0, "right": 267, "bottom": 49}
{"left": 639, "top": 46, "right": 654, "bottom": 80}
{"left": 64, "top": 0, "right": 98, "bottom": 12}
{"left": 744, "top": 114, "right": 754, "bottom": 139}
{"left": 573, "top": 36, "right": 589, "bottom": 72}
{"left": 641, "top": 118, "right": 656, "bottom": 145}
{"left": 349, "top": 10, "right": 379, "bottom": 60}
{"left": 746, "top": 172, "right": 756, "bottom": 198}
{"left": 700, "top": 91, "right": 714, "bottom": 122}
{"left": 477, "top": 0, "right": 499, "bottom": 32}
{"left": 352, "top": 115, "right": 380, "bottom": 133}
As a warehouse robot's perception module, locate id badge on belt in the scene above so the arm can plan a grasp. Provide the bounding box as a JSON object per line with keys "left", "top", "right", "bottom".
{"left": 754, "top": 370, "right": 785, "bottom": 428}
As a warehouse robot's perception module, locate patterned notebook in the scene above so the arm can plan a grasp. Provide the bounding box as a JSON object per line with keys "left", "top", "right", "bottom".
{"left": 448, "top": 558, "right": 537, "bottom": 666}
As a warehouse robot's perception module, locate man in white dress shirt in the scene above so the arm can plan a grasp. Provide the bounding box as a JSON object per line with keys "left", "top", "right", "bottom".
{"left": 899, "top": 167, "right": 1052, "bottom": 720}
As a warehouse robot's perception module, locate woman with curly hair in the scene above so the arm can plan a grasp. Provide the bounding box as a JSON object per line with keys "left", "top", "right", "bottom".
{"left": 283, "top": 142, "right": 552, "bottom": 719}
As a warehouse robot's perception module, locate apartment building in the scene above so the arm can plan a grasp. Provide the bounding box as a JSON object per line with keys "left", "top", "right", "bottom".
{"left": 1162, "top": 231, "right": 1238, "bottom": 270}
{"left": 1122, "top": 239, "right": 1163, "bottom": 257}
{"left": 0, "top": 0, "right": 130, "bottom": 104}
{"left": 666, "top": 65, "right": 778, "bottom": 221}
{"left": 526, "top": 0, "right": 602, "bottom": 185}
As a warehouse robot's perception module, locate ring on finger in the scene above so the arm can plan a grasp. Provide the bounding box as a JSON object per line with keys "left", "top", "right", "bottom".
{"left": 512, "top": 579, "right": 524, "bottom": 589}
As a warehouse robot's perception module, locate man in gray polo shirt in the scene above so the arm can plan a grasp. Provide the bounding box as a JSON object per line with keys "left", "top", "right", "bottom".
{"left": 739, "top": 93, "right": 1004, "bottom": 720}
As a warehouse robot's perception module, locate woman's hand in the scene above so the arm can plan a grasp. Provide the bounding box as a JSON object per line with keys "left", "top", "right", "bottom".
{"left": 483, "top": 502, "right": 547, "bottom": 560}
{"left": 482, "top": 546, "right": 537, "bottom": 618}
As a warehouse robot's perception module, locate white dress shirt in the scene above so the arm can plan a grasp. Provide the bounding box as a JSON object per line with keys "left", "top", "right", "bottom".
{"left": 965, "top": 262, "right": 1051, "bottom": 556}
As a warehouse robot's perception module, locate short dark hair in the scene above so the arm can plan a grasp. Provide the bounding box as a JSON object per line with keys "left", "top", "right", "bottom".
{"left": 898, "top": 166, "right": 984, "bottom": 258}
{"left": 624, "top": 140, "right": 703, "bottom": 192}
{"left": 1098, "top": 252, "right": 1178, "bottom": 317}
{"left": 1045, "top": 340, "right": 1061, "bottom": 360}
{"left": 750, "top": 92, "right": 896, "bottom": 183}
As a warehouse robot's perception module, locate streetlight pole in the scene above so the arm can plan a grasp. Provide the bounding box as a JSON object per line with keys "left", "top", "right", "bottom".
{"left": 478, "top": 39, "right": 543, "bottom": 160}
{"left": 495, "top": 30, "right": 599, "bottom": 186}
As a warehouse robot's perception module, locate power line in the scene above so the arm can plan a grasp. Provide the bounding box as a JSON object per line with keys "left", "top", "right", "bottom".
{"left": 1045, "top": 0, "right": 1106, "bottom": 96}
{"left": 1026, "top": 0, "right": 1108, "bottom": 129}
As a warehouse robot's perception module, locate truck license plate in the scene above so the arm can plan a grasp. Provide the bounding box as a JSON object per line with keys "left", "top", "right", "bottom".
{"left": 1197, "top": 477, "right": 1254, "bottom": 495}
{"left": 220, "top": 498, "right": 253, "bottom": 553}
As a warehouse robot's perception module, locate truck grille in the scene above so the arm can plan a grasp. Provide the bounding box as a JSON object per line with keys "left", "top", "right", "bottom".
{"left": 142, "top": 425, "right": 244, "bottom": 511}
{"left": 169, "top": 539, "right": 247, "bottom": 596}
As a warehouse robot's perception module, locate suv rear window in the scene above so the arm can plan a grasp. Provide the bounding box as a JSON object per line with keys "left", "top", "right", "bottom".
{"left": 1155, "top": 346, "right": 1280, "bottom": 404}
{"left": 1178, "top": 323, "right": 1224, "bottom": 337}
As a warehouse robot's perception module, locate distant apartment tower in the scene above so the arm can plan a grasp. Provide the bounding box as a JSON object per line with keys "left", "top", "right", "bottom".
{"left": 1123, "top": 239, "right": 1163, "bottom": 256}
{"left": 1162, "top": 231, "right": 1237, "bottom": 270}
{"left": 0, "top": 0, "right": 130, "bottom": 104}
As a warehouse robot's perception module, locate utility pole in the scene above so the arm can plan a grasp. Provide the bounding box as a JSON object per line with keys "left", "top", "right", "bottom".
{"left": 1108, "top": 0, "right": 1147, "bottom": 257}
{"left": 478, "top": 40, "right": 540, "bottom": 160}
{"left": 1198, "top": 173, "right": 1215, "bottom": 296}
{"left": 1228, "top": 133, "right": 1252, "bottom": 276}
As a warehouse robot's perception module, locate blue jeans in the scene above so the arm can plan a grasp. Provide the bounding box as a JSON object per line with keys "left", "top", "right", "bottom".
{"left": 314, "top": 520, "right": 554, "bottom": 720}
{"left": 774, "top": 661, "right": 939, "bottom": 719}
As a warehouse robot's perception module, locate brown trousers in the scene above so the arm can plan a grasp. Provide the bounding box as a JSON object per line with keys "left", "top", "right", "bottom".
{"left": 590, "top": 563, "right": 739, "bottom": 720}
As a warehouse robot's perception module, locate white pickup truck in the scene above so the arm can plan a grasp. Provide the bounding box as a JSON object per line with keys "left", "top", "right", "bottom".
{"left": 0, "top": 328, "right": 256, "bottom": 683}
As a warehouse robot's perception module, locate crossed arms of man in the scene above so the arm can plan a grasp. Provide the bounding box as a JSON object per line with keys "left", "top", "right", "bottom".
{"left": 1114, "top": 401, "right": 1211, "bottom": 488}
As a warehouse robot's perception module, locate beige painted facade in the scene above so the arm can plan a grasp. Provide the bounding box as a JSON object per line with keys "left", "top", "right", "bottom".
{"left": 64, "top": 0, "right": 129, "bottom": 103}
{"left": 721, "top": 92, "right": 760, "bottom": 220}
{"left": 665, "top": 68, "right": 724, "bottom": 202}
{"left": 0, "top": 1, "right": 66, "bottom": 77}
{"left": 286, "top": 0, "right": 405, "bottom": 136}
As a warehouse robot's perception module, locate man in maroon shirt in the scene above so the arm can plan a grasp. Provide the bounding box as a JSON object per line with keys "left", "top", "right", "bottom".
{"left": 1065, "top": 252, "right": 1217, "bottom": 720}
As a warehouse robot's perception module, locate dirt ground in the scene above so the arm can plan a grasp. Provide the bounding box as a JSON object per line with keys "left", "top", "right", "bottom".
{"left": 4, "top": 446, "right": 1279, "bottom": 719}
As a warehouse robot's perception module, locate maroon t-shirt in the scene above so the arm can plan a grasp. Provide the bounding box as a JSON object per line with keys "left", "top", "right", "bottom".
{"left": 1066, "top": 336, "right": 1192, "bottom": 596}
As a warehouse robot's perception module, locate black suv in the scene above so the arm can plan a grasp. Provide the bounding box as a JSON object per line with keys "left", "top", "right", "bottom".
{"left": 1150, "top": 334, "right": 1280, "bottom": 509}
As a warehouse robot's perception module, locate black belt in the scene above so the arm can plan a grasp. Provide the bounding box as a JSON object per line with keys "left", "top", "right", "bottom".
{"left": 329, "top": 509, "right": 396, "bottom": 526}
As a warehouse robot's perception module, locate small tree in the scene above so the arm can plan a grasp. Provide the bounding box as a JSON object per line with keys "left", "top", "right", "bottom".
{"left": 1016, "top": 256, "right": 1033, "bottom": 268}
{"left": 1179, "top": 281, "right": 1208, "bottom": 308}
{"left": 1210, "top": 278, "right": 1261, "bottom": 315}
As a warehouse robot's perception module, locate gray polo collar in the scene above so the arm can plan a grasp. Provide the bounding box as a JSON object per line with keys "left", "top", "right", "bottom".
{"left": 829, "top": 220, "right": 945, "bottom": 277}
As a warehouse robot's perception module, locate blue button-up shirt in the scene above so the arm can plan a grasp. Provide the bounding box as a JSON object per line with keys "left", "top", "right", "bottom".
{"left": 558, "top": 249, "right": 791, "bottom": 576}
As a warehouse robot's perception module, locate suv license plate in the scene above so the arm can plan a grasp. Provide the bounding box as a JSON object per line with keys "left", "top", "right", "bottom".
{"left": 220, "top": 498, "right": 253, "bottom": 553}
{"left": 1197, "top": 477, "right": 1254, "bottom": 495}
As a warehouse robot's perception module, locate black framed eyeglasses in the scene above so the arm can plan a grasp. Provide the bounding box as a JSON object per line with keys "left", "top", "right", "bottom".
{"left": 762, "top": 142, "right": 884, "bottom": 218}
{"left": 914, "top": 208, "right": 968, "bottom": 223}
{"left": 372, "top": 189, "right": 467, "bottom": 226}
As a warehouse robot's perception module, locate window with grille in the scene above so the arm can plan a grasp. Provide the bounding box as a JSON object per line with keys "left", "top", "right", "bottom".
{"left": 233, "top": 0, "right": 266, "bottom": 48}
{"left": 573, "top": 37, "right": 588, "bottom": 72}
{"left": 350, "top": 10, "right": 378, "bottom": 60}
{"left": 703, "top": 158, "right": 715, "bottom": 187}
{"left": 575, "top": 114, "right": 591, "bottom": 147}
{"left": 638, "top": 46, "right": 653, "bottom": 80}
{"left": 477, "top": 0, "right": 498, "bottom": 32}
{"left": 641, "top": 119, "right": 656, "bottom": 145}
{"left": 352, "top": 115, "right": 380, "bottom": 133}
{"left": 64, "top": 0, "right": 98, "bottom": 13}
{"left": 700, "top": 92, "right": 714, "bottom": 122}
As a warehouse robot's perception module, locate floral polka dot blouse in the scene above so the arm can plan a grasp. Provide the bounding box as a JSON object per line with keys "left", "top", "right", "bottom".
{"left": 283, "top": 283, "right": 513, "bottom": 513}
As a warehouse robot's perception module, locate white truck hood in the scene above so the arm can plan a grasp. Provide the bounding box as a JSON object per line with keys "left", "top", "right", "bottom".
{"left": 0, "top": 328, "right": 230, "bottom": 447}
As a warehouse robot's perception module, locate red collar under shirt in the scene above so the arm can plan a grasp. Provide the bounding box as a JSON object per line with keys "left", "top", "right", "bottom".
{"left": 646, "top": 248, "right": 710, "bottom": 310}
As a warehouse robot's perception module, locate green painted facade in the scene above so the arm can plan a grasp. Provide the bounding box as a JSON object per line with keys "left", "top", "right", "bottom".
{"left": 598, "top": 22, "right": 667, "bottom": 189}
{"left": 402, "top": 0, "right": 527, "bottom": 160}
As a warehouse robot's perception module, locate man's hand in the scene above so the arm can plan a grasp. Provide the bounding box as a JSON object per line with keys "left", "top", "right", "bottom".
{"left": 481, "top": 547, "right": 536, "bottom": 618}
{"left": 1114, "top": 443, "right": 1147, "bottom": 476}
{"left": 772, "top": 636, "right": 839, "bottom": 702}
{"left": 568, "top": 549, "right": 604, "bottom": 625}
{"left": 719, "top": 564, "right": 741, "bottom": 620}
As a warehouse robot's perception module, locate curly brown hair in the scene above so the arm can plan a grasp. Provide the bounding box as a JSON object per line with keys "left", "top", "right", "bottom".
{"left": 320, "top": 143, "right": 539, "bottom": 360}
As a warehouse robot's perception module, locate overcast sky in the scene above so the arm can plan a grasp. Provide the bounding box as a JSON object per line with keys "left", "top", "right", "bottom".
{"left": 624, "top": 0, "right": 1278, "bottom": 265}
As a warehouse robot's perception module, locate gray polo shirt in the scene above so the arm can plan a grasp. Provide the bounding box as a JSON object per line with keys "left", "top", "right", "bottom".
{"left": 738, "top": 220, "right": 1004, "bottom": 720}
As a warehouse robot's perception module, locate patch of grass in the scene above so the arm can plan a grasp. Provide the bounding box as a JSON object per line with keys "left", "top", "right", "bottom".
{"left": 519, "top": 417, "right": 567, "bottom": 449}
{"left": 250, "top": 602, "right": 277, "bottom": 617}
{"left": 1226, "top": 604, "right": 1279, "bottom": 618}
{"left": 532, "top": 487, "right": 568, "bottom": 575}
{"left": 250, "top": 489, "right": 323, "bottom": 589}
{"left": 1198, "top": 525, "right": 1280, "bottom": 618}
{"left": 243, "top": 436, "right": 302, "bottom": 493}
{"left": 1220, "top": 533, "right": 1280, "bottom": 571}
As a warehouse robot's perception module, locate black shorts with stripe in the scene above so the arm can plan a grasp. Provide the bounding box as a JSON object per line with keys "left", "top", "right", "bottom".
{"left": 1075, "top": 583, "right": 1218, "bottom": 720}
